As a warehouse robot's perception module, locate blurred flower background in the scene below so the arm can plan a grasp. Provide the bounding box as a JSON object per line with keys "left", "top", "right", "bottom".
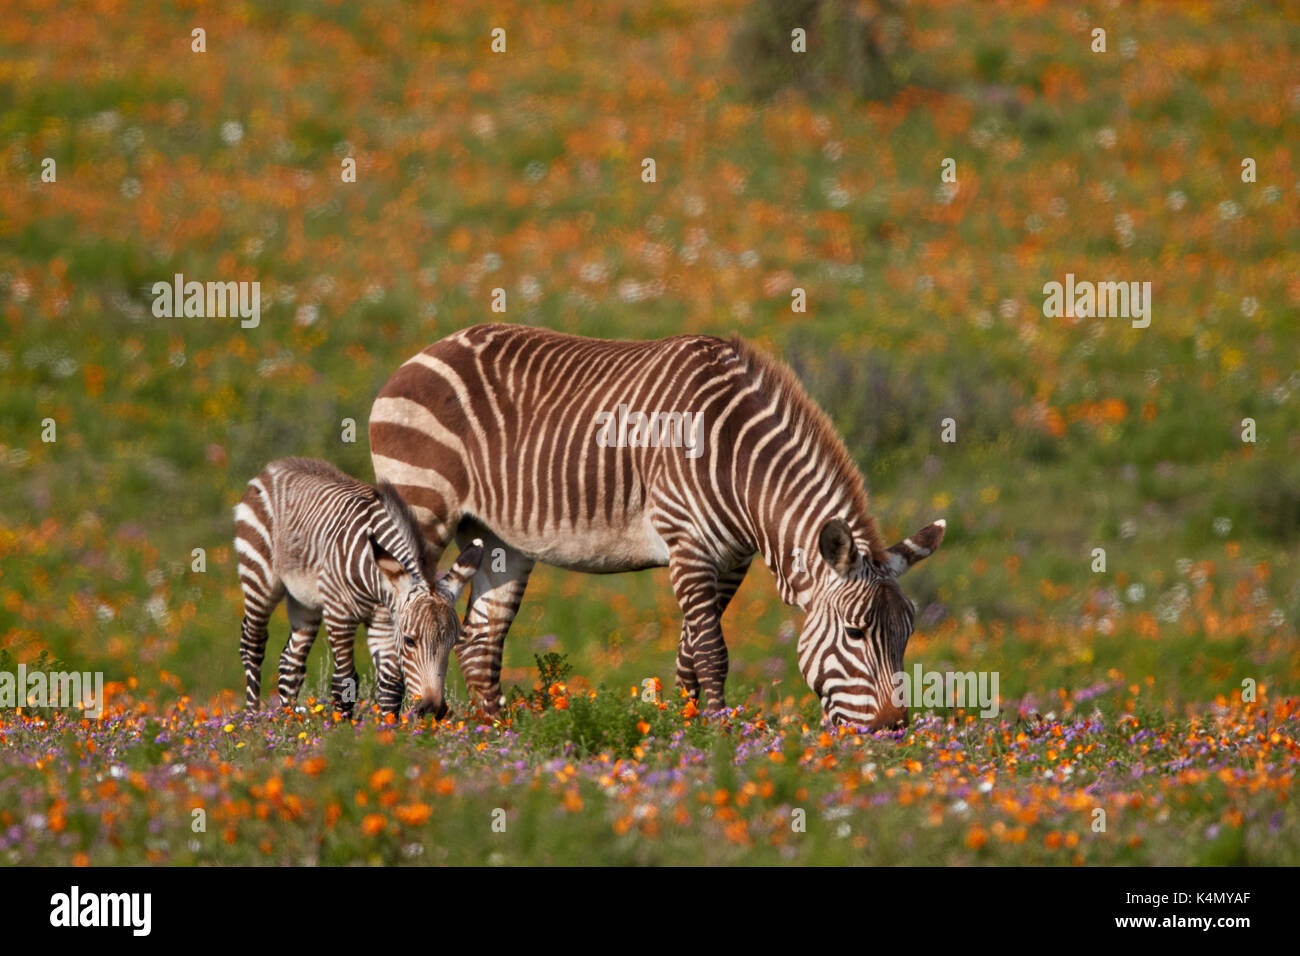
{"left": 0, "top": 0, "right": 1296, "bottom": 864}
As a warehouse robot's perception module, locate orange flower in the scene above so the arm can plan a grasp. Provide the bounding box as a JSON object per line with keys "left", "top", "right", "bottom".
{"left": 361, "top": 813, "right": 386, "bottom": 837}
{"left": 637, "top": 720, "right": 651, "bottom": 735}
{"left": 965, "top": 826, "right": 989, "bottom": 850}
{"left": 395, "top": 803, "right": 432, "bottom": 826}
{"left": 300, "top": 756, "right": 327, "bottom": 777}
{"left": 683, "top": 699, "right": 699, "bottom": 718}
{"left": 369, "top": 767, "right": 395, "bottom": 791}
{"left": 553, "top": 697, "right": 569, "bottom": 710}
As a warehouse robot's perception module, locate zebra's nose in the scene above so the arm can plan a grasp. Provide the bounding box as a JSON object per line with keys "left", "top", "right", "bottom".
{"left": 411, "top": 695, "right": 448, "bottom": 720}
{"left": 871, "top": 703, "right": 908, "bottom": 730}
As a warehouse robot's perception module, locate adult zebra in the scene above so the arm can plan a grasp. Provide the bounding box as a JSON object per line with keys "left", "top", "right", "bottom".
{"left": 369, "top": 324, "right": 944, "bottom": 728}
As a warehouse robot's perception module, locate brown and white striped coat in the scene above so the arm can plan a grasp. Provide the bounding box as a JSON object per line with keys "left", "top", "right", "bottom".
{"left": 369, "top": 324, "right": 943, "bottom": 728}
{"left": 235, "top": 457, "right": 483, "bottom": 717}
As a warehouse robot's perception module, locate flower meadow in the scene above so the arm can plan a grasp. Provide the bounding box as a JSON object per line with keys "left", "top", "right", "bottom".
{"left": 3, "top": 676, "right": 1298, "bottom": 866}
{"left": 1, "top": 0, "right": 1298, "bottom": 866}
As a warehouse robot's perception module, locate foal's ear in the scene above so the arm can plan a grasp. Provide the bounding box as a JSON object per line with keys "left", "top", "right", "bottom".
{"left": 818, "top": 518, "right": 860, "bottom": 577}
{"left": 436, "top": 538, "right": 484, "bottom": 603}
{"left": 371, "top": 536, "right": 416, "bottom": 600}
{"left": 882, "top": 519, "right": 946, "bottom": 577}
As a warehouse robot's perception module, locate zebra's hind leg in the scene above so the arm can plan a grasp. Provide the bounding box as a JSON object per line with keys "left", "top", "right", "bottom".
{"left": 277, "top": 595, "right": 322, "bottom": 708}
{"left": 366, "top": 605, "right": 405, "bottom": 715}
{"left": 454, "top": 524, "right": 533, "bottom": 718}
{"left": 239, "top": 578, "right": 284, "bottom": 710}
{"left": 323, "top": 615, "right": 361, "bottom": 717}
{"left": 668, "top": 550, "right": 729, "bottom": 711}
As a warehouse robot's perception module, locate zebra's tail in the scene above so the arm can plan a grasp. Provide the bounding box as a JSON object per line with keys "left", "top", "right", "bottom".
{"left": 435, "top": 538, "right": 484, "bottom": 603}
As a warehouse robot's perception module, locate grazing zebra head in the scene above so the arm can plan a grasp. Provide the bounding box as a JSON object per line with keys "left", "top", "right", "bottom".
{"left": 372, "top": 536, "right": 483, "bottom": 719}
{"left": 799, "top": 517, "right": 946, "bottom": 730}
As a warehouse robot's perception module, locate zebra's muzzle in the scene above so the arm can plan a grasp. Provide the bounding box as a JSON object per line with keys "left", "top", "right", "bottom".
{"left": 410, "top": 695, "right": 448, "bottom": 720}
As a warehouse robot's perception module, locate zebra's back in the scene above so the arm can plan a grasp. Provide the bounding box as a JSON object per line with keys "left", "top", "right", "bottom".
{"left": 236, "top": 458, "right": 388, "bottom": 610}
{"left": 370, "top": 324, "right": 760, "bottom": 571}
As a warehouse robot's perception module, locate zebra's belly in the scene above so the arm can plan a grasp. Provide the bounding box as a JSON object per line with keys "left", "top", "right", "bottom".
{"left": 471, "top": 513, "right": 671, "bottom": 573}
{"left": 278, "top": 566, "right": 324, "bottom": 609}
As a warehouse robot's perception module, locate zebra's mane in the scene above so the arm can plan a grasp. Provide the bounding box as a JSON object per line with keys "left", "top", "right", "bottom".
{"left": 372, "top": 480, "right": 431, "bottom": 583}
{"left": 726, "top": 335, "right": 886, "bottom": 564}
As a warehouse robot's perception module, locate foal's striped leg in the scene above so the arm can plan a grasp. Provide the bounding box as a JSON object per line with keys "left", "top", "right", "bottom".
{"left": 367, "top": 606, "right": 405, "bottom": 714}
{"left": 239, "top": 578, "right": 283, "bottom": 710}
{"left": 277, "top": 595, "right": 321, "bottom": 707}
{"left": 323, "top": 615, "right": 361, "bottom": 716}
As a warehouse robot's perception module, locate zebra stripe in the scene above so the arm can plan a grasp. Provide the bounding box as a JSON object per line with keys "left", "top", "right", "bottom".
{"left": 234, "top": 457, "right": 482, "bottom": 717}
{"left": 369, "top": 325, "right": 943, "bottom": 728}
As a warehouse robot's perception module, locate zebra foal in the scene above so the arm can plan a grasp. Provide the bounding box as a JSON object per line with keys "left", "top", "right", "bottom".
{"left": 235, "top": 457, "right": 483, "bottom": 718}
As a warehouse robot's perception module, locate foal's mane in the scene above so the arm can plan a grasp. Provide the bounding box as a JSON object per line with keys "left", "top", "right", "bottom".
{"left": 374, "top": 480, "right": 432, "bottom": 582}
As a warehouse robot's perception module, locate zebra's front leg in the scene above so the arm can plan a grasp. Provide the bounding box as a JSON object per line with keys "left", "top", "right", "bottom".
{"left": 366, "top": 606, "right": 405, "bottom": 715}
{"left": 455, "top": 529, "right": 533, "bottom": 718}
{"left": 277, "top": 595, "right": 322, "bottom": 708}
{"left": 675, "top": 637, "right": 700, "bottom": 701}
{"left": 323, "top": 616, "right": 361, "bottom": 717}
{"left": 677, "top": 559, "right": 750, "bottom": 700}
{"left": 669, "top": 552, "right": 728, "bottom": 710}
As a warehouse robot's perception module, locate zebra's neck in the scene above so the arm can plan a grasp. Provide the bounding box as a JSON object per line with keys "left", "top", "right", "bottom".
{"left": 746, "top": 479, "right": 871, "bottom": 610}
{"left": 722, "top": 355, "right": 881, "bottom": 609}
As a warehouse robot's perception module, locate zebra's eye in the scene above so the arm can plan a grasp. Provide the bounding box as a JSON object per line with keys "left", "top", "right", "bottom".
{"left": 845, "top": 626, "right": 866, "bottom": 641}
{"left": 403, "top": 636, "right": 416, "bottom": 648}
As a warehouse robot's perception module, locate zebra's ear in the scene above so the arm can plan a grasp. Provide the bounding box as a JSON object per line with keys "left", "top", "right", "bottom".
{"left": 818, "top": 518, "right": 860, "bottom": 577}
{"left": 882, "top": 519, "right": 946, "bottom": 577}
{"left": 371, "top": 536, "right": 416, "bottom": 600}
{"left": 436, "top": 538, "right": 484, "bottom": 603}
